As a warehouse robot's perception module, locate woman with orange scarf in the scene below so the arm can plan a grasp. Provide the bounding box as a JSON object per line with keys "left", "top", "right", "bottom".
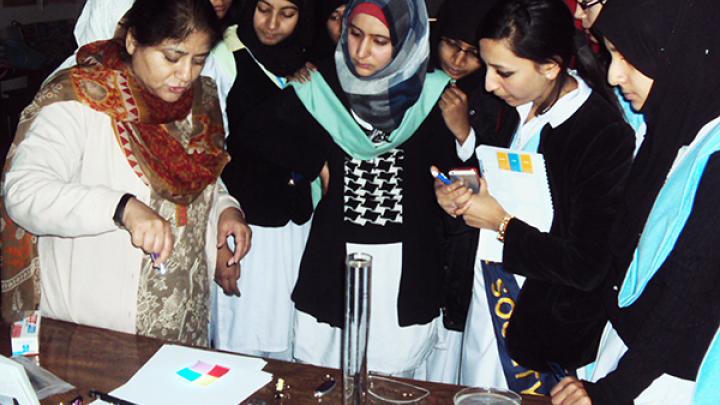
{"left": 0, "top": 0, "right": 250, "bottom": 347}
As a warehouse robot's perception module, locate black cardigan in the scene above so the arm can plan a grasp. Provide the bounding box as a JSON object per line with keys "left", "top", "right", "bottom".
{"left": 471, "top": 92, "right": 636, "bottom": 370}
{"left": 241, "top": 60, "right": 459, "bottom": 328}
{"left": 223, "top": 49, "right": 313, "bottom": 227}
{"left": 440, "top": 74, "right": 505, "bottom": 332}
{"left": 585, "top": 153, "right": 720, "bottom": 404}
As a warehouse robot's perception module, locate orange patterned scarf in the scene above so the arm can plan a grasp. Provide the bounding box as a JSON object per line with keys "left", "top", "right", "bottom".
{"left": 0, "top": 40, "right": 229, "bottom": 323}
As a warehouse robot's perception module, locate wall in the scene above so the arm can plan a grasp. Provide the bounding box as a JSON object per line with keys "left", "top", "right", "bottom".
{"left": 1, "top": 0, "right": 444, "bottom": 34}
{"left": 0, "top": 0, "right": 83, "bottom": 34}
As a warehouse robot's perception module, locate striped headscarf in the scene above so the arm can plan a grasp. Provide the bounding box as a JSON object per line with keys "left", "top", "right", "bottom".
{"left": 335, "top": 0, "right": 430, "bottom": 132}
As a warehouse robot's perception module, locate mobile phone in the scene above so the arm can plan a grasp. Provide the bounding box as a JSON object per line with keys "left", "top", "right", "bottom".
{"left": 449, "top": 167, "right": 481, "bottom": 194}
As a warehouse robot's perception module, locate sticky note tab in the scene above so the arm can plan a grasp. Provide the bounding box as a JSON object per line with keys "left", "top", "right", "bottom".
{"left": 520, "top": 153, "right": 534, "bottom": 173}
{"left": 177, "top": 368, "right": 202, "bottom": 382}
{"left": 497, "top": 152, "right": 510, "bottom": 170}
{"left": 195, "top": 375, "right": 218, "bottom": 387}
{"left": 508, "top": 153, "right": 521, "bottom": 172}
{"left": 208, "top": 365, "right": 230, "bottom": 378}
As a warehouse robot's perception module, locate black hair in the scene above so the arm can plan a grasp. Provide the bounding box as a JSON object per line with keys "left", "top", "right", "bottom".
{"left": 123, "top": 0, "right": 223, "bottom": 49}
{"left": 222, "top": 0, "right": 247, "bottom": 30}
{"left": 480, "top": 0, "right": 619, "bottom": 115}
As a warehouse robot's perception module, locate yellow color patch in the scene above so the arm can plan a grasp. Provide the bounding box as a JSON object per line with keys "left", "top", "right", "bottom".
{"left": 195, "top": 375, "right": 218, "bottom": 386}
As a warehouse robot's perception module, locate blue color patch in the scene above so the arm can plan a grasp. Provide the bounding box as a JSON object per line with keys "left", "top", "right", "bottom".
{"left": 177, "top": 367, "right": 202, "bottom": 382}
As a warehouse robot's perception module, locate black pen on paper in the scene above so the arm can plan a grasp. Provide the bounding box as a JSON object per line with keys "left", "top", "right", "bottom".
{"left": 89, "top": 389, "right": 138, "bottom": 405}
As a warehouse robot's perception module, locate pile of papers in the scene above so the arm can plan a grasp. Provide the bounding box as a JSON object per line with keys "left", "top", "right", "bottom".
{"left": 94, "top": 344, "right": 272, "bottom": 405}
{"left": 0, "top": 355, "right": 39, "bottom": 405}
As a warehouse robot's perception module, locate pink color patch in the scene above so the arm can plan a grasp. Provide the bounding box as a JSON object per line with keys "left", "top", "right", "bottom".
{"left": 207, "top": 365, "right": 230, "bottom": 378}
{"left": 190, "top": 360, "right": 213, "bottom": 374}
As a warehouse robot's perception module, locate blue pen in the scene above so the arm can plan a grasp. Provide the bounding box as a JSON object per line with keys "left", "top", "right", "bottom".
{"left": 430, "top": 167, "right": 453, "bottom": 185}
{"left": 150, "top": 253, "right": 167, "bottom": 276}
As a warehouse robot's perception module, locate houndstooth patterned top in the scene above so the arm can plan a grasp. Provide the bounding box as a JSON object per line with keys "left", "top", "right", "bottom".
{"left": 343, "top": 139, "right": 404, "bottom": 227}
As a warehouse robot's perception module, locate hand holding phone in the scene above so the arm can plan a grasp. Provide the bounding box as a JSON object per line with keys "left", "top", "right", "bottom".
{"left": 431, "top": 165, "right": 476, "bottom": 218}
{"left": 449, "top": 167, "right": 481, "bottom": 194}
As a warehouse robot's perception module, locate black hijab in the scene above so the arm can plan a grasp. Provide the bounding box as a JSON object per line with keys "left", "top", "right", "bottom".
{"left": 309, "top": 0, "right": 347, "bottom": 62}
{"left": 235, "top": 0, "right": 315, "bottom": 76}
{"left": 595, "top": 0, "right": 720, "bottom": 276}
{"left": 318, "top": 0, "right": 347, "bottom": 21}
{"left": 430, "top": 0, "right": 497, "bottom": 93}
{"left": 433, "top": 0, "right": 497, "bottom": 47}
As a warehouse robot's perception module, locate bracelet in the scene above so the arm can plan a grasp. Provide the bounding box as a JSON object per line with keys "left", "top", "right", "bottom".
{"left": 113, "top": 193, "right": 135, "bottom": 228}
{"left": 496, "top": 215, "right": 514, "bottom": 243}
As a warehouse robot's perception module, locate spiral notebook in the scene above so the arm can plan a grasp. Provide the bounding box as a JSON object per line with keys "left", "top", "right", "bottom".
{"left": 475, "top": 145, "right": 554, "bottom": 262}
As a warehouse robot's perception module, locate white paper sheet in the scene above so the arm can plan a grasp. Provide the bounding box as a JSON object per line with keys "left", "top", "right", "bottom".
{"left": 475, "top": 145, "right": 554, "bottom": 262}
{"left": 0, "top": 356, "right": 40, "bottom": 405}
{"left": 98, "top": 344, "right": 271, "bottom": 405}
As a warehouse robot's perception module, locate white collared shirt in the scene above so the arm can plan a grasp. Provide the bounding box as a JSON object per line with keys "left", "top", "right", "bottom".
{"left": 456, "top": 70, "right": 592, "bottom": 159}
{"left": 511, "top": 70, "right": 592, "bottom": 151}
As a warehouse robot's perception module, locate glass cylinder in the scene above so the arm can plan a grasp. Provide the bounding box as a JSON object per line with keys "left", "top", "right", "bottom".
{"left": 342, "top": 252, "right": 372, "bottom": 405}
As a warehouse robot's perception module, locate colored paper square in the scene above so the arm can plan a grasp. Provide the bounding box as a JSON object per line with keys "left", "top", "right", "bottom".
{"left": 497, "top": 152, "right": 510, "bottom": 170}
{"left": 195, "top": 375, "right": 218, "bottom": 386}
{"left": 177, "top": 367, "right": 202, "bottom": 382}
{"left": 190, "top": 360, "right": 213, "bottom": 374}
{"left": 520, "top": 154, "right": 534, "bottom": 173}
{"left": 508, "top": 153, "right": 521, "bottom": 172}
{"left": 207, "top": 365, "right": 230, "bottom": 378}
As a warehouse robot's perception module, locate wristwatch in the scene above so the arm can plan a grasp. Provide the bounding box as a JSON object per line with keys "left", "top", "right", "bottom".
{"left": 497, "top": 215, "right": 514, "bottom": 243}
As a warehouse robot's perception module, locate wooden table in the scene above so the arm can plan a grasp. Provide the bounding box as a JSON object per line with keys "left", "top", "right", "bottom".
{"left": 1, "top": 318, "right": 551, "bottom": 404}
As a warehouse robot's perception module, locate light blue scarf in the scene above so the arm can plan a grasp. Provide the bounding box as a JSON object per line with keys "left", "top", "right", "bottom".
{"left": 695, "top": 329, "right": 720, "bottom": 404}
{"left": 615, "top": 118, "right": 720, "bottom": 405}
{"left": 618, "top": 118, "right": 720, "bottom": 307}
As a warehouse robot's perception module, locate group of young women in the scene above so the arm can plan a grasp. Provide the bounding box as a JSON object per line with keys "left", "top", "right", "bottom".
{"left": 1, "top": 0, "right": 718, "bottom": 403}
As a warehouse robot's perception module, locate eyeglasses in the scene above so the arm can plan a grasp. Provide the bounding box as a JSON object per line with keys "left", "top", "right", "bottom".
{"left": 577, "top": 0, "right": 606, "bottom": 10}
{"left": 441, "top": 37, "right": 480, "bottom": 60}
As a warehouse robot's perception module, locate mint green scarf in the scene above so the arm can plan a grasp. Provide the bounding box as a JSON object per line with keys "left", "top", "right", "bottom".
{"left": 291, "top": 69, "right": 449, "bottom": 206}
{"left": 291, "top": 69, "right": 450, "bottom": 161}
